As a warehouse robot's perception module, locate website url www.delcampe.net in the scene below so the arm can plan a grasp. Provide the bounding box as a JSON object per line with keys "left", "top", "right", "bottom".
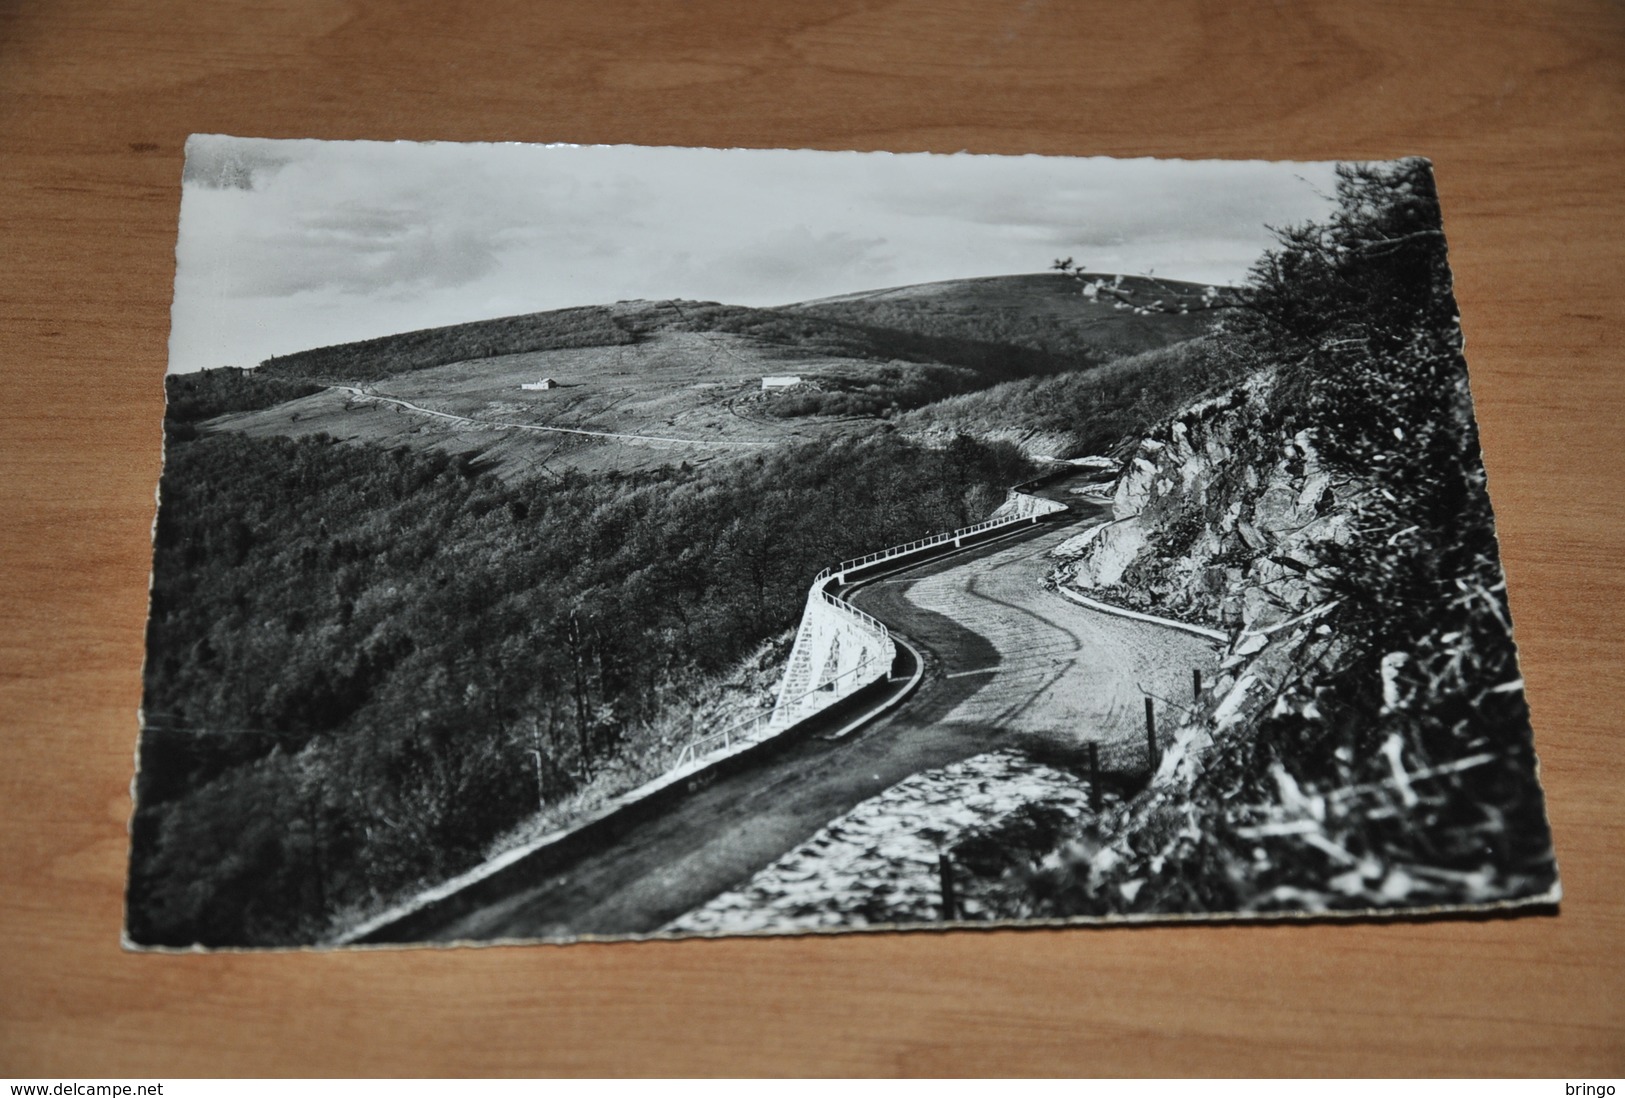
{"left": 10, "top": 1086, "right": 164, "bottom": 1096}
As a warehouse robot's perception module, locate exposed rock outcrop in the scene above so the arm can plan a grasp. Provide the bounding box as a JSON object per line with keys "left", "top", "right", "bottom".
{"left": 1059, "top": 373, "right": 1356, "bottom": 632}
{"left": 1051, "top": 370, "right": 1371, "bottom": 786}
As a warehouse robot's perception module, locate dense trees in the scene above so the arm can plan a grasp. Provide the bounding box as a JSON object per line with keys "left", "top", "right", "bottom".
{"left": 257, "top": 305, "right": 637, "bottom": 382}
{"left": 902, "top": 335, "right": 1255, "bottom": 456}
{"left": 131, "top": 426, "right": 1033, "bottom": 946}
{"left": 1229, "top": 161, "right": 1556, "bottom": 907}
{"left": 164, "top": 368, "right": 324, "bottom": 428}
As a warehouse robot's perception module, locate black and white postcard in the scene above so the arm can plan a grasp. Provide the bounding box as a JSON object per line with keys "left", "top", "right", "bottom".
{"left": 129, "top": 139, "right": 1559, "bottom": 948}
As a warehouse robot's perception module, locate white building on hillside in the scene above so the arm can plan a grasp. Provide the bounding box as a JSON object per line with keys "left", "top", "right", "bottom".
{"left": 761, "top": 375, "right": 801, "bottom": 390}
{"left": 521, "top": 378, "right": 558, "bottom": 391}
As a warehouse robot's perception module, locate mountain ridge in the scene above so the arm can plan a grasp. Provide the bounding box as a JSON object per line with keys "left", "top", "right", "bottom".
{"left": 166, "top": 271, "right": 1232, "bottom": 479}
{"left": 245, "top": 271, "right": 1222, "bottom": 383}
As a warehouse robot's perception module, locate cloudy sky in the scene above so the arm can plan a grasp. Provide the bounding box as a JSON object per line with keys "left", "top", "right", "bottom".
{"left": 168, "top": 137, "right": 1341, "bottom": 374}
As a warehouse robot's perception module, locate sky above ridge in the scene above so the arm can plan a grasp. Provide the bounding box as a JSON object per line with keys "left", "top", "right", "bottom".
{"left": 168, "top": 138, "right": 1341, "bottom": 373}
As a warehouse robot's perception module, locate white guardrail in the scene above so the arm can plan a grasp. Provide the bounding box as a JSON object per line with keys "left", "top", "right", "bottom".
{"left": 819, "top": 515, "right": 1025, "bottom": 583}
{"left": 672, "top": 655, "right": 886, "bottom": 768}
{"left": 818, "top": 489, "right": 1069, "bottom": 582}
{"left": 673, "top": 487, "right": 1070, "bottom": 765}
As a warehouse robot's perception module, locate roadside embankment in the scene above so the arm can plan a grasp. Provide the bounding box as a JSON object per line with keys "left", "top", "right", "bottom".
{"left": 667, "top": 749, "right": 1120, "bottom": 935}
{"left": 341, "top": 485, "right": 1069, "bottom": 945}
{"left": 341, "top": 646, "right": 915, "bottom": 945}
{"left": 662, "top": 503, "right": 1219, "bottom": 935}
{"left": 770, "top": 484, "right": 1067, "bottom": 728}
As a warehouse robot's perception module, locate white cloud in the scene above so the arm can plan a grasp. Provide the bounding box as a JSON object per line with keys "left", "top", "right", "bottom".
{"left": 168, "top": 140, "right": 1343, "bottom": 372}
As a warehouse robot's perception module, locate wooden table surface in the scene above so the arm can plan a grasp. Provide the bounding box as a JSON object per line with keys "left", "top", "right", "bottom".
{"left": 2, "top": 0, "right": 1621, "bottom": 1078}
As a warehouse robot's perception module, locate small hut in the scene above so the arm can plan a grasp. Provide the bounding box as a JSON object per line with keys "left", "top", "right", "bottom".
{"left": 521, "top": 378, "right": 558, "bottom": 391}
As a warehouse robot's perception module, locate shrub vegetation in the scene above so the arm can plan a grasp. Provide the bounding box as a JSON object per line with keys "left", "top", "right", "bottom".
{"left": 901, "top": 336, "right": 1255, "bottom": 456}
{"left": 984, "top": 160, "right": 1557, "bottom": 917}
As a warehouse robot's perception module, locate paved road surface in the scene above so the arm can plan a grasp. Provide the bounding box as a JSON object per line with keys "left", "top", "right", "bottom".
{"left": 411, "top": 507, "right": 1219, "bottom": 942}
{"left": 848, "top": 506, "right": 1219, "bottom": 772}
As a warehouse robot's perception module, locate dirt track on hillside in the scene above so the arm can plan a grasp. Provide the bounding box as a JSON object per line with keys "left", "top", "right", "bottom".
{"left": 211, "top": 331, "right": 879, "bottom": 479}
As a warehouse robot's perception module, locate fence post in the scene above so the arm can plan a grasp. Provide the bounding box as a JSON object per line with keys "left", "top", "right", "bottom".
{"left": 1088, "top": 741, "right": 1102, "bottom": 813}
{"left": 938, "top": 853, "right": 958, "bottom": 921}
{"left": 529, "top": 717, "right": 547, "bottom": 810}
{"left": 1145, "top": 696, "right": 1159, "bottom": 774}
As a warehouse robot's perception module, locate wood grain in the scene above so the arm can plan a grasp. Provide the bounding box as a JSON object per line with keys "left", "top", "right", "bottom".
{"left": 1, "top": 0, "right": 1620, "bottom": 1077}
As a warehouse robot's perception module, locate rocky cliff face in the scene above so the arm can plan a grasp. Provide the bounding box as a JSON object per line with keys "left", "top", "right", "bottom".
{"left": 1050, "top": 369, "right": 1371, "bottom": 778}
{"left": 1057, "top": 371, "right": 1357, "bottom": 631}
{"left": 971, "top": 160, "right": 1556, "bottom": 919}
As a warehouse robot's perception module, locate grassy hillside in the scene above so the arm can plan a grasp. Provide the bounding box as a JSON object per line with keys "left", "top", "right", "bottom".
{"left": 174, "top": 274, "right": 1226, "bottom": 435}
{"left": 901, "top": 335, "right": 1251, "bottom": 457}
{"left": 164, "top": 305, "right": 641, "bottom": 433}
{"left": 242, "top": 289, "right": 1082, "bottom": 396}
{"left": 165, "top": 368, "right": 325, "bottom": 430}
{"left": 790, "top": 273, "right": 1221, "bottom": 361}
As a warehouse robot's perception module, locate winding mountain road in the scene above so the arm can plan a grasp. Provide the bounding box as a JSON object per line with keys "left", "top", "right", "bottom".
{"left": 846, "top": 505, "right": 1220, "bottom": 772}
{"left": 370, "top": 500, "right": 1219, "bottom": 943}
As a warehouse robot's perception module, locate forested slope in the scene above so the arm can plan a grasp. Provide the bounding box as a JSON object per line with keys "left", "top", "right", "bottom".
{"left": 899, "top": 335, "right": 1251, "bottom": 458}
{"left": 132, "top": 427, "right": 1032, "bottom": 946}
